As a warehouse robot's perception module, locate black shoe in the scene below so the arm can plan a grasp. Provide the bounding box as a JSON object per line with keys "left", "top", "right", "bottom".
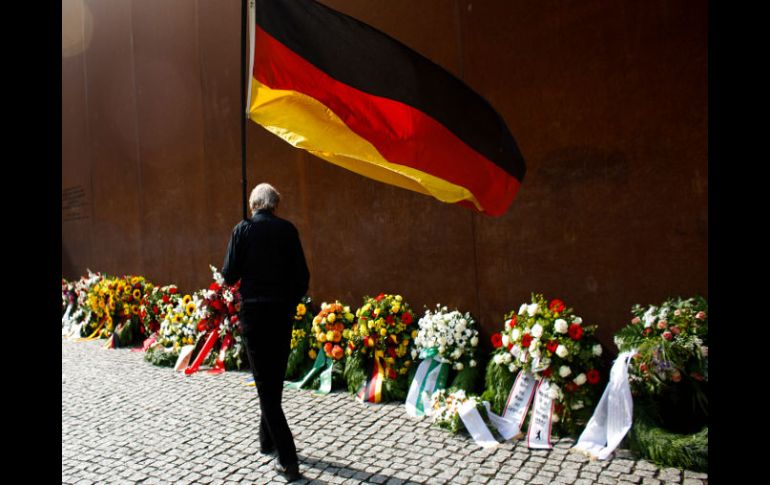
{"left": 259, "top": 443, "right": 276, "bottom": 454}
{"left": 274, "top": 462, "right": 301, "bottom": 482}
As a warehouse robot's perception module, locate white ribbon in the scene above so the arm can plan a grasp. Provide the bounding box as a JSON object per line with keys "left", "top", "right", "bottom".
{"left": 174, "top": 345, "right": 196, "bottom": 372}
{"left": 405, "top": 356, "right": 446, "bottom": 417}
{"left": 482, "top": 402, "right": 520, "bottom": 440}
{"left": 502, "top": 371, "right": 538, "bottom": 436}
{"left": 572, "top": 350, "right": 636, "bottom": 460}
{"left": 61, "top": 303, "right": 74, "bottom": 328}
{"left": 458, "top": 400, "right": 499, "bottom": 449}
{"left": 526, "top": 379, "right": 554, "bottom": 449}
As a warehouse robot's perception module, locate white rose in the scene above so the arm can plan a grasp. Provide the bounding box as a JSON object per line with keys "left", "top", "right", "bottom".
{"left": 502, "top": 352, "right": 512, "bottom": 363}
{"left": 531, "top": 323, "right": 543, "bottom": 338}
{"left": 559, "top": 365, "right": 572, "bottom": 378}
{"left": 511, "top": 328, "right": 521, "bottom": 341}
{"left": 529, "top": 339, "right": 540, "bottom": 353}
{"left": 574, "top": 373, "right": 587, "bottom": 386}
{"left": 470, "top": 336, "right": 479, "bottom": 347}
{"left": 519, "top": 303, "right": 528, "bottom": 315}
{"left": 527, "top": 303, "right": 539, "bottom": 316}
{"left": 455, "top": 362, "right": 464, "bottom": 371}
{"left": 571, "top": 400, "right": 584, "bottom": 410}
{"left": 572, "top": 316, "right": 583, "bottom": 325}
{"left": 556, "top": 345, "right": 568, "bottom": 358}
{"left": 554, "top": 319, "right": 568, "bottom": 334}
{"left": 470, "top": 360, "right": 477, "bottom": 368}
{"left": 548, "top": 386, "right": 560, "bottom": 400}
{"left": 593, "top": 344, "right": 603, "bottom": 356}
{"left": 493, "top": 354, "right": 504, "bottom": 365}
{"left": 501, "top": 334, "right": 510, "bottom": 347}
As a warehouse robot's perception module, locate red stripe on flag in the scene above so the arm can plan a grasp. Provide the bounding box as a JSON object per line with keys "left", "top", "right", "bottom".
{"left": 253, "top": 26, "right": 521, "bottom": 216}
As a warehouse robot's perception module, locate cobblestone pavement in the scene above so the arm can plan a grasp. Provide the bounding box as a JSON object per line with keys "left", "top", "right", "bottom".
{"left": 62, "top": 340, "right": 708, "bottom": 485}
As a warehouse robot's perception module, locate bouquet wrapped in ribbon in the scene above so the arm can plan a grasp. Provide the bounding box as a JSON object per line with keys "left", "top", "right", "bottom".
{"left": 430, "top": 389, "right": 483, "bottom": 433}
{"left": 286, "top": 300, "right": 353, "bottom": 393}
{"left": 482, "top": 294, "right": 604, "bottom": 447}
{"left": 405, "top": 305, "right": 481, "bottom": 417}
{"left": 62, "top": 278, "right": 77, "bottom": 333}
{"left": 611, "top": 296, "right": 708, "bottom": 471}
{"left": 65, "top": 270, "right": 103, "bottom": 339}
{"left": 285, "top": 296, "right": 315, "bottom": 380}
{"left": 344, "top": 294, "right": 416, "bottom": 403}
{"left": 182, "top": 265, "right": 244, "bottom": 375}
{"left": 145, "top": 292, "right": 202, "bottom": 367}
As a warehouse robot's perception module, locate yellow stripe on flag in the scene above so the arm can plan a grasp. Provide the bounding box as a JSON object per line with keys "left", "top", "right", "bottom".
{"left": 249, "top": 78, "right": 482, "bottom": 210}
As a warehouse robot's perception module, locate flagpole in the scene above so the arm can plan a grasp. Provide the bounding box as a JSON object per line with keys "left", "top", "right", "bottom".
{"left": 240, "top": 0, "right": 248, "bottom": 220}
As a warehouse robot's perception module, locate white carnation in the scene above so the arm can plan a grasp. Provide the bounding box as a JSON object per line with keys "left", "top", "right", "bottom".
{"left": 469, "top": 360, "right": 477, "bottom": 368}
{"left": 554, "top": 319, "right": 568, "bottom": 334}
{"left": 593, "top": 344, "right": 603, "bottom": 356}
{"left": 470, "top": 336, "right": 479, "bottom": 347}
{"left": 531, "top": 323, "right": 543, "bottom": 338}
{"left": 556, "top": 345, "right": 568, "bottom": 358}
{"left": 527, "top": 303, "right": 539, "bottom": 316}
{"left": 519, "top": 303, "right": 528, "bottom": 315}
{"left": 511, "top": 328, "right": 521, "bottom": 341}
{"left": 574, "top": 373, "right": 587, "bottom": 386}
{"left": 493, "top": 354, "right": 504, "bottom": 365}
{"left": 559, "top": 365, "right": 572, "bottom": 378}
{"left": 502, "top": 352, "right": 512, "bottom": 364}
{"left": 454, "top": 362, "right": 464, "bottom": 371}
{"left": 501, "top": 334, "right": 510, "bottom": 347}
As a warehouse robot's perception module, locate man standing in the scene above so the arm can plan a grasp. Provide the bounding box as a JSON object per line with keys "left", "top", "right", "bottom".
{"left": 222, "top": 183, "right": 309, "bottom": 482}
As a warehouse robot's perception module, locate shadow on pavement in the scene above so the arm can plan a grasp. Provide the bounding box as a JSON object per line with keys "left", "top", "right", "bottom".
{"left": 299, "top": 455, "right": 397, "bottom": 484}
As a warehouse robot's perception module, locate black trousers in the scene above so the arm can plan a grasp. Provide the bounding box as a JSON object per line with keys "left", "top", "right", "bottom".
{"left": 240, "top": 301, "right": 297, "bottom": 467}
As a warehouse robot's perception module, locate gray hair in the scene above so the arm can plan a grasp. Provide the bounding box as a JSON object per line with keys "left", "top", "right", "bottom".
{"left": 249, "top": 183, "right": 281, "bottom": 214}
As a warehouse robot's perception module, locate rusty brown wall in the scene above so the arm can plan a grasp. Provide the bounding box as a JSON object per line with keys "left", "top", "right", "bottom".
{"left": 62, "top": 0, "right": 707, "bottom": 350}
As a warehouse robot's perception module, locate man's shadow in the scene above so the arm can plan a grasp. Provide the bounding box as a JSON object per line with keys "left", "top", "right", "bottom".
{"left": 294, "top": 455, "right": 402, "bottom": 484}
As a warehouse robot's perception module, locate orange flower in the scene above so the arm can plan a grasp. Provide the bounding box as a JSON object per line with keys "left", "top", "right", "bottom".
{"left": 323, "top": 342, "right": 333, "bottom": 355}
{"left": 331, "top": 345, "right": 344, "bottom": 360}
{"left": 332, "top": 331, "right": 342, "bottom": 343}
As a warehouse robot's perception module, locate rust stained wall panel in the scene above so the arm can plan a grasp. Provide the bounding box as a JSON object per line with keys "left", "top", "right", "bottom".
{"left": 62, "top": 0, "right": 92, "bottom": 277}
{"left": 84, "top": 0, "right": 143, "bottom": 278}
{"left": 131, "top": 0, "right": 211, "bottom": 291}
{"left": 461, "top": 0, "right": 708, "bottom": 342}
{"left": 197, "top": 0, "right": 245, "bottom": 277}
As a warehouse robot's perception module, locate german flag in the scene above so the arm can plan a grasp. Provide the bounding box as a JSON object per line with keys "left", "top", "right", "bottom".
{"left": 249, "top": 0, "right": 526, "bottom": 216}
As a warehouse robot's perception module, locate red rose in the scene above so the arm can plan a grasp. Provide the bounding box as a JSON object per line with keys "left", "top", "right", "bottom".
{"left": 542, "top": 367, "right": 553, "bottom": 378}
{"left": 491, "top": 333, "right": 503, "bottom": 348}
{"left": 565, "top": 382, "right": 578, "bottom": 393}
{"left": 140, "top": 309, "right": 147, "bottom": 319}
{"left": 169, "top": 287, "right": 178, "bottom": 295}
{"left": 387, "top": 347, "right": 397, "bottom": 358}
{"left": 230, "top": 315, "right": 239, "bottom": 324}
{"left": 386, "top": 315, "right": 395, "bottom": 326}
{"left": 402, "top": 312, "right": 413, "bottom": 325}
{"left": 586, "top": 369, "right": 600, "bottom": 384}
{"left": 549, "top": 299, "right": 566, "bottom": 313}
{"left": 209, "top": 282, "right": 221, "bottom": 292}
{"left": 521, "top": 334, "right": 533, "bottom": 348}
{"left": 508, "top": 316, "right": 517, "bottom": 328}
{"left": 150, "top": 321, "right": 159, "bottom": 333}
{"left": 568, "top": 324, "right": 583, "bottom": 341}
{"left": 211, "top": 300, "right": 225, "bottom": 312}
{"left": 375, "top": 293, "right": 385, "bottom": 302}
{"left": 546, "top": 340, "right": 558, "bottom": 353}
{"left": 162, "top": 295, "right": 170, "bottom": 304}
{"left": 197, "top": 320, "right": 208, "bottom": 332}
{"left": 152, "top": 305, "right": 159, "bottom": 314}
